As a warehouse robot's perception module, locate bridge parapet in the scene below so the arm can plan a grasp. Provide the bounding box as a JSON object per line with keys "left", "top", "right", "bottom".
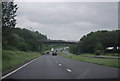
{"left": 36, "top": 40, "right": 79, "bottom": 44}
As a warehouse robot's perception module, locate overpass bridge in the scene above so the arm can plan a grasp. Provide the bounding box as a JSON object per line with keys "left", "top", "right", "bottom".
{"left": 37, "top": 40, "right": 79, "bottom": 44}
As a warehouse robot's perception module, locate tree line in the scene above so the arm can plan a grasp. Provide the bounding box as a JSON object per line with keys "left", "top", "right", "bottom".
{"left": 2, "top": 1, "right": 66, "bottom": 52}
{"left": 2, "top": 1, "right": 119, "bottom": 54}
{"left": 2, "top": 2, "right": 49, "bottom": 52}
{"left": 3, "top": 27, "right": 48, "bottom": 52}
{"left": 69, "top": 30, "right": 120, "bottom": 55}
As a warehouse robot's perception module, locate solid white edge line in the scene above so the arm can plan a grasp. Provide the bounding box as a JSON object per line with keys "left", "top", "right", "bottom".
{"left": 67, "top": 69, "right": 72, "bottom": 72}
{"left": 1, "top": 57, "right": 38, "bottom": 80}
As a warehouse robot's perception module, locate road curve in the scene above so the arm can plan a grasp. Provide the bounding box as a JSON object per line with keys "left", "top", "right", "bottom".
{"left": 2, "top": 54, "right": 119, "bottom": 80}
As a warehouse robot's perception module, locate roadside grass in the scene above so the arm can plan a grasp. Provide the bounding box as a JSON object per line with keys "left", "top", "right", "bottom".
{"left": 59, "top": 54, "right": 120, "bottom": 69}
{"left": 2, "top": 50, "right": 41, "bottom": 71}
{"left": 79, "top": 53, "right": 120, "bottom": 57}
{"left": 0, "top": 49, "right": 2, "bottom": 72}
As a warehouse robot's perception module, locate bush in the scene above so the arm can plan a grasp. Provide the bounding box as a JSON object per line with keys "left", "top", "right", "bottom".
{"left": 17, "top": 43, "right": 29, "bottom": 51}
{"left": 95, "top": 50, "right": 101, "bottom": 55}
{"left": 69, "top": 45, "right": 78, "bottom": 54}
{"left": 3, "top": 45, "right": 18, "bottom": 51}
{"left": 2, "top": 50, "right": 41, "bottom": 71}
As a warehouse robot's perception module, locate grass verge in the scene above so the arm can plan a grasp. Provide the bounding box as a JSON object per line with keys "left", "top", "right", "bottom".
{"left": 2, "top": 50, "right": 41, "bottom": 71}
{"left": 0, "top": 45, "right": 1, "bottom": 73}
{"left": 78, "top": 53, "right": 120, "bottom": 57}
{"left": 59, "top": 54, "right": 120, "bottom": 69}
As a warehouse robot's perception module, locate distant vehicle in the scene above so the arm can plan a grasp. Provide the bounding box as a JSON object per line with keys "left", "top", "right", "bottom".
{"left": 52, "top": 50, "right": 57, "bottom": 56}
{"left": 51, "top": 48, "right": 54, "bottom": 52}
{"left": 47, "top": 52, "right": 49, "bottom": 54}
{"left": 55, "top": 50, "right": 57, "bottom": 52}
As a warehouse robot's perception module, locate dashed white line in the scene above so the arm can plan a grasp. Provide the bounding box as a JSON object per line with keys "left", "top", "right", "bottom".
{"left": 55, "top": 61, "right": 72, "bottom": 73}
{"left": 58, "top": 64, "right": 62, "bottom": 66}
{"left": 67, "top": 69, "right": 72, "bottom": 72}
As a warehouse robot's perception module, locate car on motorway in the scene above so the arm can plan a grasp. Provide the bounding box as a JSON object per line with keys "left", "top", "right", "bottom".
{"left": 52, "top": 50, "right": 57, "bottom": 56}
{"left": 46, "top": 52, "right": 49, "bottom": 54}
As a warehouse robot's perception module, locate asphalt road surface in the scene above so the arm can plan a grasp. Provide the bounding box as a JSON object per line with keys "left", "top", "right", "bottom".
{"left": 3, "top": 54, "right": 119, "bottom": 79}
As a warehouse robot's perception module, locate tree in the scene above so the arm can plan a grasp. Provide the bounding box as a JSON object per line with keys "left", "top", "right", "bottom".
{"left": 0, "top": 2, "right": 2, "bottom": 48}
{"left": 69, "top": 45, "right": 78, "bottom": 54}
{"left": 4, "top": 27, "right": 48, "bottom": 52}
{"left": 79, "top": 30, "right": 119, "bottom": 54}
{"left": 94, "top": 43, "right": 104, "bottom": 55}
{"left": 70, "top": 30, "right": 120, "bottom": 54}
{"left": 2, "top": 1, "right": 18, "bottom": 47}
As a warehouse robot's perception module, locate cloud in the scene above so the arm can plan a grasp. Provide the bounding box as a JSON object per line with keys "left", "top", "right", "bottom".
{"left": 15, "top": 2, "right": 118, "bottom": 41}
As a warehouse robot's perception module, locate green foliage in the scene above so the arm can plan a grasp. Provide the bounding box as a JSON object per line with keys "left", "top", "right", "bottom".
{"left": 69, "top": 45, "right": 78, "bottom": 54}
{"left": 95, "top": 50, "right": 101, "bottom": 55}
{"left": 3, "top": 45, "right": 18, "bottom": 51}
{"left": 3, "top": 27, "right": 48, "bottom": 52}
{"left": 1, "top": 1, "right": 49, "bottom": 52}
{"left": 94, "top": 43, "right": 104, "bottom": 55}
{"left": 79, "top": 30, "right": 119, "bottom": 54}
{"left": 69, "top": 30, "right": 120, "bottom": 54}
{"left": 2, "top": 50, "right": 41, "bottom": 71}
{"left": 2, "top": 2, "right": 18, "bottom": 46}
{"left": 59, "top": 54, "right": 120, "bottom": 69}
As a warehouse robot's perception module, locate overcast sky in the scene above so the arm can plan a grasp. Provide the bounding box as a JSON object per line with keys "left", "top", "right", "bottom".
{"left": 15, "top": 2, "right": 118, "bottom": 41}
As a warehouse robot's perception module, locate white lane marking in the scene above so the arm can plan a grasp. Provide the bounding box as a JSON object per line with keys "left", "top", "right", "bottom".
{"left": 58, "top": 64, "right": 62, "bottom": 66}
{"left": 67, "top": 69, "right": 72, "bottom": 72}
{"left": 1, "top": 57, "right": 38, "bottom": 80}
